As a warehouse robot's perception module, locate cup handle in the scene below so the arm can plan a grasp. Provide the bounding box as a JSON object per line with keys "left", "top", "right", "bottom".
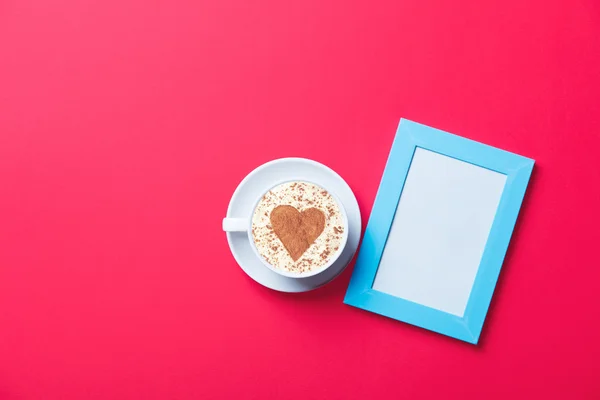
{"left": 222, "top": 218, "right": 249, "bottom": 232}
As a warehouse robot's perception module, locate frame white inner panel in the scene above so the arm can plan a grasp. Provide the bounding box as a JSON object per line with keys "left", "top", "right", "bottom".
{"left": 372, "top": 147, "right": 507, "bottom": 317}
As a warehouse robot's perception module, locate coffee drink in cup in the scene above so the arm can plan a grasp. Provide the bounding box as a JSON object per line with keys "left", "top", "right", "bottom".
{"left": 251, "top": 181, "right": 346, "bottom": 274}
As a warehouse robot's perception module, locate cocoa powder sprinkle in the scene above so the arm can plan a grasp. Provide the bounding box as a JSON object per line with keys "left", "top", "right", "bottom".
{"left": 250, "top": 181, "right": 345, "bottom": 274}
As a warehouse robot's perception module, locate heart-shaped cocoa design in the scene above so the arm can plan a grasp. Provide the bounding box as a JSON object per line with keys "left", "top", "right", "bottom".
{"left": 270, "top": 205, "right": 326, "bottom": 261}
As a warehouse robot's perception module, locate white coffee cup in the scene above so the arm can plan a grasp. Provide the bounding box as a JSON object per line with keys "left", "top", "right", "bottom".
{"left": 223, "top": 180, "right": 349, "bottom": 278}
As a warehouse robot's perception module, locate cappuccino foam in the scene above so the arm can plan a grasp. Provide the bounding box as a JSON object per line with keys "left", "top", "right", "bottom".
{"left": 251, "top": 181, "right": 345, "bottom": 274}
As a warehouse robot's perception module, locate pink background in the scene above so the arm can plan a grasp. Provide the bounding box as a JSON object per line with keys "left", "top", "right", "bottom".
{"left": 1, "top": 0, "right": 599, "bottom": 399}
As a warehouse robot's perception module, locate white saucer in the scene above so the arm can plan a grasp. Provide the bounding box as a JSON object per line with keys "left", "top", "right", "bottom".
{"left": 225, "top": 158, "right": 361, "bottom": 292}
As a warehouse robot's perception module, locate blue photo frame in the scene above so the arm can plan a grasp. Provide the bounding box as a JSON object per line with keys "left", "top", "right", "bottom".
{"left": 344, "top": 119, "right": 534, "bottom": 344}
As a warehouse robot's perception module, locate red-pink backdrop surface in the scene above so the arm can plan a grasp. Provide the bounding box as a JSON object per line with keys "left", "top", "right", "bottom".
{"left": 1, "top": 0, "right": 600, "bottom": 399}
